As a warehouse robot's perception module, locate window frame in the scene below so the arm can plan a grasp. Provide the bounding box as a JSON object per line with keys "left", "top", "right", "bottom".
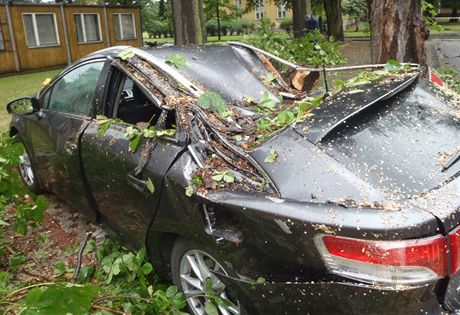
{"left": 0, "top": 21, "right": 5, "bottom": 50}
{"left": 277, "top": 3, "right": 287, "bottom": 19}
{"left": 234, "top": 0, "right": 242, "bottom": 7}
{"left": 113, "top": 13, "right": 137, "bottom": 40}
{"left": 73, "top": 13, "right": 102, "bottom": 44}
{"left": 46, "top": 60, "right": 106, "bottom": 117}
{"left": 22, "top": 12, "right": 60, "bottom": 48}
{"left": 255, "top": 2, "right": 264, "bottom": 20}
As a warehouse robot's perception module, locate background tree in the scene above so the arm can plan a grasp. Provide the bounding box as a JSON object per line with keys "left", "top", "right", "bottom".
{"left": 323, "top": 0, "right": 344, "bottom": 40}
{"left": 171, "top": 0, "right": 207, "bottom": 45}
{"left": 203, "top": 0, "right": 243, "bottom": 40}
{"left": 368, "top": 0, "right": 427, "bottom": 65}
{"left": 342, "top": 0, "right": 367, "bottom": 31}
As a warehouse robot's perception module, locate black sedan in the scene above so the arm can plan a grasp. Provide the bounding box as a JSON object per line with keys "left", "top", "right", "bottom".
{"left": 7, "top": 44, "right": 460, "bottom": 315}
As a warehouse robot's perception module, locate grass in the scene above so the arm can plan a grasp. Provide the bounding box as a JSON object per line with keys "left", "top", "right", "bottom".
{"left": 0, "top": 69, "right": 61, "bottom": 131}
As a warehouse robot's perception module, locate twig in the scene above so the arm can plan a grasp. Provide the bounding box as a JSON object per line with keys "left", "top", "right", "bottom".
{"left": 71, "top": 232, "right": 92, "bottom": 284}
{"left": 91, "top": 304, "right": 127, "bottom": 314}
{"left": 2, "top": 282, "right": 55, "bottom": 301}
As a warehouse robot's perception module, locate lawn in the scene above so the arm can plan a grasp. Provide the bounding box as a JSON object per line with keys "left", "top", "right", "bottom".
{"left": 144, "top": 34, "right": 246, "bottom": 44}
{"left": 0, "top": 69, "right": 61, "bottom": 131}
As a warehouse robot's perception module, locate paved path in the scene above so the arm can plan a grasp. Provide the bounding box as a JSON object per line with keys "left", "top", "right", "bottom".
{"left": 427, "top": 38, "right": 460, "bottom": 71}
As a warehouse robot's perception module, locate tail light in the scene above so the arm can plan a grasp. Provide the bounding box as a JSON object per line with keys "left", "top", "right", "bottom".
{"left": 315, "top": 234, "right": 448, "bottom": 286}
{"left": 449, "top": 227, "right": 460, "bottom": 275}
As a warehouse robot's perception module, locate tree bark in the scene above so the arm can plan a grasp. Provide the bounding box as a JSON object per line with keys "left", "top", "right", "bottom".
{"left": 323, "top": 0, "right": 344, "bottom": 41}
{"left": 172, "top": 0, "right": 206, "bottom": 45}
{"left": 369, "top": 0, "right": 427, "bottom": 65}
{"left": 292, "top": 0, "right": 307, "bottom": 38}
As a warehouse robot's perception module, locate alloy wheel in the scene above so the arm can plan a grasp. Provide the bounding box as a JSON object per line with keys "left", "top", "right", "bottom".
{"left": 179, "top": 249, "right": 240, "bottom": 315}
{"left": 18, "top": 151, "right": 35, "bottom": 187}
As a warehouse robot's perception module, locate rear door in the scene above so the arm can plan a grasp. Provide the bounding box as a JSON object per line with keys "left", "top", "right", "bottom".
{"left": 24, "top": 60, "right": 107, "bottom": 218}
{"left": 80, "top": 67, "right": 184, "bottom": 249}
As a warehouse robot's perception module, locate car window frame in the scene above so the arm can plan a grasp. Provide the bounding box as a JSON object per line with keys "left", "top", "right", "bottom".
{"left": 104, "top": 64, "right": 180, "bottom": 145}
{"left": 43, "top": 59, "right": 107, "bottom": 118}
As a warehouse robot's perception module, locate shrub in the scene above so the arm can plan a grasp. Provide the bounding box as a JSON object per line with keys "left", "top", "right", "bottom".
{"left": 242, "top": 20, "right": 255, "bottom": 34}
{"left": 206, "top": 19, "right": 218, "bottom": 36}
{"left": 280, "top": 18, "right": 293, "bottom": 33}
{"left": 230, "top": 19, "right": 244, "bottom": 35}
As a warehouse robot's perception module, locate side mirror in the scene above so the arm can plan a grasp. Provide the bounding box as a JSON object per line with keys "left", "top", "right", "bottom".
{"left": 6, "top": 97, "right": 40, "bottom": 115}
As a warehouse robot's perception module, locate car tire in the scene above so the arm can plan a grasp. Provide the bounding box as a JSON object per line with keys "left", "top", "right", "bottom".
{"left": 171, "top": 238, "right": 241, "bottom": 315}
{"left": 17, "top": 137, "right": 42, "bottom": 194}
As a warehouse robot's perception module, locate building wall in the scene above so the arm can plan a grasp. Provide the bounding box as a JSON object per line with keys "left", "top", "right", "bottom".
{"left": 108, "top": 7, "right": 141, "bottom": 48}
{"left": 10, "top": 4, "right": 68, "bottom": 71}
{"left": 0, "top": 4, "right": 141, "bottom": 75}
{"left": 65, "top": 6, "right": 108, "bottom": 61}
{"left": 240, "top": 0, "right": 293, "bottom": 24}
{"left": 0, "top": 6, "right": 18, "bottom": 73}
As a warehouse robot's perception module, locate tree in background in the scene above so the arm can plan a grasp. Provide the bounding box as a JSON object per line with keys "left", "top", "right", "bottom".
{"left": 323, "top": 0, "right": 344, "bottom": 40}
{"left": 369, "top": 0, "right": 427, "bottom": 65}
{"left": 203, "top": 0, "right": 243, "bottom": 40}
{"left": 342, "top": 0, "right": 367, "bottom": 31}
{"left": 171, "top": 0, "right": 207, "bottom": 45}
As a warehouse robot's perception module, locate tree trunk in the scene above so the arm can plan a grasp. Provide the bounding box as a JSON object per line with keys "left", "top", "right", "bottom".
{"left": 323, "top": 0, "right": 344, "bottom": 41}
{"left": 292, "top": 0, "right": 307, "bottom": 38}
{"left": 369, "top": 0, "right": 427, "bottom": 65}
{"left": 172, "top": 0, "right": 206, "bottom": 45}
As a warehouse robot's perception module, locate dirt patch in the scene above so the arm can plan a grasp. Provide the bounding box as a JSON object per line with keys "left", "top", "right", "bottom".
{"left": 4, "top": 194, "right": 106, "bottom": 285}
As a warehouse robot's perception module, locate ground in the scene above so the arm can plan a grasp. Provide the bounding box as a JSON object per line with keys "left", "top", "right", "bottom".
{"left": 3, "top": 194, "right": 106, "bottom": 289}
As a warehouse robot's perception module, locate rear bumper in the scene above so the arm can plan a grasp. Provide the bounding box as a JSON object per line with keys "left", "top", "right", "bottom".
{"left": 218, "top": 274, "right": 444, "bottom": 315}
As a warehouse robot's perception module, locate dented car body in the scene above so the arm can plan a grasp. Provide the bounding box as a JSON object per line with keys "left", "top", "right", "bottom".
{"left": 7, "top": 44, "right": 460, "bottom": 314}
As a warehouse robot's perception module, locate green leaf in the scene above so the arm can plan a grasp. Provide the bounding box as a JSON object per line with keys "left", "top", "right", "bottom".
{"left": 129, "top": 134, "right": 142, "bottom": 152}
{"left": 192, "top": 175, "right": 203, "bottom": 187}
{"left": 21, "top": 284, "right": 99, "bottom": 315}
{"left": 156, "top": 129, "right": 176, "bottom": 137}
{"left": 146, "top": 177, "right": 155, "bottom": 194}
{"left": 166, "top": 285, "right": 178, "bottom": 298}
{"left": 222, "top": 171, "right": 235, "bottom": 183}
{"left": 198, "top": 92, "right": 228, "bottom": 114}
{"left": 256, "top": 276, "right": 266, "bottom": 284}
{"left": 185, "top": 185, "right": 194, "bottom": 197}
{"left": 233, "top": 135, "right": 243, "bottom": 142}
{"left": 257, "top": 91, "right": 277, "bottom": 111}
{"left": 166, "top": 54, "right": 188, "bottom": 69}
{"left": 264, "top": 149, "right": 278, "bottom": 164}
{"left": 204, "top": 301, "right": 219, "bottom": 315}
{"left": 118, "top": 49, "right": 135, "bottom": 60}
{"left": 141, "top": 263, "right": 153, "bottom": 275}
{"left": 9, "top": 253, "right": 27, "bottom": 267}
{"left": 258, "top": 179, "right": 268, "bottom": 191}
{"left": 211, "top": 173, "right": 224, "bottom": 182}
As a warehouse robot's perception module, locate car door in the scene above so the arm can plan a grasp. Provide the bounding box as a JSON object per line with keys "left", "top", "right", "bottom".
{"left": 80, "top": 68, "right": 184, "bottom": 249}
{"left": 25, "top": 60, "right": 107, "bottom": 218}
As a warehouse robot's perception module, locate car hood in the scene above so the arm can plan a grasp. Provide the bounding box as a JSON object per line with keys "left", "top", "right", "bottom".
{"left": 249, "top": 78, "right": 460, "bottom": 210}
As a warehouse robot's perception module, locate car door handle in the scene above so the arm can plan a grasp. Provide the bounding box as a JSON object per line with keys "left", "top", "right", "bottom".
{"left": 127, "top": 174, "right": 150, "bottom": 195}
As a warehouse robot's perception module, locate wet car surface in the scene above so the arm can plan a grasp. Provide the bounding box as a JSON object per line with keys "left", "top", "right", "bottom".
{"left": 6, "top": 44, "right": 460, "bottom": 314}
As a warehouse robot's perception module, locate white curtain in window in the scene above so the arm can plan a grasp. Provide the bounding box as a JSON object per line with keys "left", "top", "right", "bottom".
{"left": 74, "top": 15, "right": 84, "bottom": 42}
{"left": 23, "top": 14, "right": 36, "bottom": 47}
{"left": 36, "top": 14, "right": 58, "bottom": 46}
{"left": 113, "top": 15, "right": 121, "bottom": 40}
{"left": 85, "top": 14, "right": 100, "bottom": 42}
{"left": 0, "top": 23, "right": 5, "bottom": 50}
{"left": 121, "top": 14, "right": 135, "bottom": 39}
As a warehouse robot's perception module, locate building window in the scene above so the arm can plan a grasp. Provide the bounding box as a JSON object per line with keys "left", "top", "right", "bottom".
{"left": 277, "top": 3, "right": 287, "bottom": 19}
{"left": 255, "top": 1, "right": 264, "bottom": 20}
{"left": 234, "top": 0, "right": 242, "bottom": 7}
{"left": 0, "top": 22, "right": 5, "bottom": 50}
{"left": 23, "top": 13, "right": 59, "bottom": 48}
{"left": 113, "top": 13, "right": 136, "bottom": 40}
{"left": 74, "top": 13, "right": 101, "bottom": 43}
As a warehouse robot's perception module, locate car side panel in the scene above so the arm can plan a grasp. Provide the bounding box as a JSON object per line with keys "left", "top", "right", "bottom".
{"left": 80, "top": 121, "right": 183, "bottom": 249}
